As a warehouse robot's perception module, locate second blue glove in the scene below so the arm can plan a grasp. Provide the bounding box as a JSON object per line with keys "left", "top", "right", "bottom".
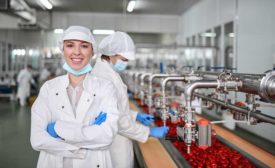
{"left": 136, "top": 112, "right": 154, "bottom": 126}
{"left": 149, "top": 126, "right": 169, "bottom": 138}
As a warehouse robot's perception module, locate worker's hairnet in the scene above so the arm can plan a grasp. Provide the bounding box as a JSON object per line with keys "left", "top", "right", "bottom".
{"left": 98, "top": 31, "right": 135, "bottom": 60}
{"left": 58, "top": 26, "right": 96, "bottom": 55}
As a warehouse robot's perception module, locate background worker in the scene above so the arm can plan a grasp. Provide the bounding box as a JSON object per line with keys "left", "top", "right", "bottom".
{"left": 93, "top": 31, "right": 169, "bottom": 168}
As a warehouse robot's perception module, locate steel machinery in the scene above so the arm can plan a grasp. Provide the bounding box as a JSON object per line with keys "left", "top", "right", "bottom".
{"left": 121, "top": 70, "right": 275, "bottom": 167}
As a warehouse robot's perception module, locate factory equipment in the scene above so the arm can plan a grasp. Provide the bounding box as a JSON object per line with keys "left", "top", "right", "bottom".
{"left": 122, "top": 69, "right": 275, "bottom": 167}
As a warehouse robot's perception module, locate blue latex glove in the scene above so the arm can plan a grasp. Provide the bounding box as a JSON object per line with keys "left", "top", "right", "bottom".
{"left": 169, "top": 109, "right": 176, "bottom": 115}
{"left": 91, "top": 112, "right": 107, "bottom": 125}
{"left": 127, "top": 92, "right": 133, "bottom": 98}
{"left": 136, "top": 112, "right": 154, "bottom": 126}
{"left": 149, "top": 126, "right": 169, "bottom": 138}
{"left": 47, "top": 122, "right": 59, "bottom": 138}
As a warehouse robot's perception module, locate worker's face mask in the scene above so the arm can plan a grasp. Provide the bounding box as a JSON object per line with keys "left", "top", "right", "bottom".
{"left": 63, "top": 62, "right": 92, "bottom": 76}
{"left": 113, "top": 59, "right": 128, "bottom": 72}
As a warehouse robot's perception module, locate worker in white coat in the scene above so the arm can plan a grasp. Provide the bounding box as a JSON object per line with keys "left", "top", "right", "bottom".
{"left": 17, "top": 65, "right": 34, "bottom": 106}
{"left": 92, "top": 31, "right": 169, "bottom": 168}
{"left": 39, "top": 68, "right": 50, "bottom": 82}
{"left": 30, "top": 26, "right": 120, "bottom": 168}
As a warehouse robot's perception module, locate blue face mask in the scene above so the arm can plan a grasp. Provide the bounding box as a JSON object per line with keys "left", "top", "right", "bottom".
{"left": 113, "top": 59, "right": 128, "bottom": 72}
{"left": 63, "top": 62, "right": 92, "bottom": 76}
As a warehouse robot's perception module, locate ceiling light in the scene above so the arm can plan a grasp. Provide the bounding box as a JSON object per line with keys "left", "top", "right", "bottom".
{"left": 200, "top": 32, "right": 216, "bottom": 37}
{"left": 54, "top": 29, "right": 63, "bottom": 34}
{"left": 93, "top": 30, "right": 115, "bottom": 35}
{"left": 127, "top": 0, "right": 136, "bottom": 12}
{"left": 29, "top": 49, "right": 33, "bottom": 56}
{"left": 9, "top": 0, "right": 36, "bottom": 23}
{"left": 228, "top": 33, "right": 235, "bottom": 38}
{"left": 40, "top": 0, "right": 52, "bottom": 10}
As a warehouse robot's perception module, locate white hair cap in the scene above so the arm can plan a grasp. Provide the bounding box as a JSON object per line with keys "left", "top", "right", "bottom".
{"left": 98, "top": 31, "right": 135, "bottom": 60}
{"left": 58, "top": 26, "right": 96, "bottom": 55}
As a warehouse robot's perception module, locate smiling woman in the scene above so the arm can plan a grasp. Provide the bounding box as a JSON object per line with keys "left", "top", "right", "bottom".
{"left": 30, "top": 26, "right": 120, "bottom": 168}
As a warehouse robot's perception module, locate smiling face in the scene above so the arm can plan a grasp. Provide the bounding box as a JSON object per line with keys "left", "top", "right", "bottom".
{"left": 63, "top": 40, "right": 93, "bottom": 70}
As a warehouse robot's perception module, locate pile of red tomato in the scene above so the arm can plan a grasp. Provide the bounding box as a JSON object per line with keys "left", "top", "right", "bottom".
{"left": 136, "top": 99, "right": 256, "bottom": 168}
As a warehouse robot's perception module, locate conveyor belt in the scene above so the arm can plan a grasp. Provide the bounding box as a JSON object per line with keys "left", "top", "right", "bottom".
{"left": 159, "top": 139, "right": 192, "bottom": 168}
{"left": 196, "top": 115, "right": 275, "bottom": 167}
{"left": 129, "top": 100, "right": 178, "bottom": 168}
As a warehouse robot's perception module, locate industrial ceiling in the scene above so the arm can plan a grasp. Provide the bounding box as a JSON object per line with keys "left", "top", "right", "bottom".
{"left": 25, "top": 0, "right": 200, "bottom": 15}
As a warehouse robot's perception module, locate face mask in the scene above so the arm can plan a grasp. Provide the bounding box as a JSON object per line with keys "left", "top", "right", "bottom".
{"left": 113, "top": 59, "right": 128, "bottom": 72}
{"left": 63, "top": 62, "right": 92, "bottom": 76}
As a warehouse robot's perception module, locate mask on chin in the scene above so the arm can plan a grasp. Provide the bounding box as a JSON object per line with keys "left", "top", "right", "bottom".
{"left": 62, "top": 62, "right": 92, "bottom": 76}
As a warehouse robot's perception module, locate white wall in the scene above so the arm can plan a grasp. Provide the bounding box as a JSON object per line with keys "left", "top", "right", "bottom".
{"left": 177, "top": 0, "right": 235, "bottom": 44}
{"left": 50, "top": 12, "right": 179, "bottom": 34}
{"left": 1, "top": 11, "right": 179, "bottom": 34}
{"left": 0, "top": 30, "right": 166, "bottom": 49}
{"left": 237, "top": 0, "right": 275, "bottom": 73}
{"left": 0, "top": 30, "right": 60, "bottom": 48}
{"left": 0, "top": 13, "right": 18, "bottom": 29}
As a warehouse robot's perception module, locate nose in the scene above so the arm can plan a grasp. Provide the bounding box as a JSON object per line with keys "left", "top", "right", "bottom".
{"left": 73, "top": 46, "right": 81, "bottom": 56}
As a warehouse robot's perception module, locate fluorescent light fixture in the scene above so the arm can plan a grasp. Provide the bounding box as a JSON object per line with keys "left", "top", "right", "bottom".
{"left": 21, "top": 49, "right": 26, "bottom": 56}
{"left": 40, "top": 0, "right": 53, "bottom": 10}
{"left": 93, "top": 29, "right": 115, "bottom": 35}
{"left": 14, "top": 49, "right": 26, "bottom": 56}
{"left": 127, "top": 0, "right": 136, "bottom": 12}
{"left": 15, "top": 11, "right": 35, "bottom": 22}
{"left": 29, "top": 49, "right": 33, "bottom": 56}
{"left": 200, "top": 32, "right": 216, "bottom": 37}
{"left": 54, "top": 29, "right": 64, "bottom": 34}
{"left": 10, "top": 0, "right": 36, "bottom": 22}
{"left": 228, "top": 33, "right": 235, "bottom": 38}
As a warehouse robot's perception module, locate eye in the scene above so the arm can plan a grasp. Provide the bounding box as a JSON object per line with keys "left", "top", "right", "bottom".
{"left": 65, "top": 44, "right": 73, "bottom": 48}
{"left": 81, "top": 45, "right": 89, "bottom": 48}
{"left": 81, "top": 44, "right": 90, "bottom": 49}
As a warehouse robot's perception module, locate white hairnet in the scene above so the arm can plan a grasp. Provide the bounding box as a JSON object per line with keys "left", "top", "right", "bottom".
{"left": 98, "top": 31, "right": 135, "bottom": 60}
{"left": 58, "top": 26, "right": 97, "bottom": 55}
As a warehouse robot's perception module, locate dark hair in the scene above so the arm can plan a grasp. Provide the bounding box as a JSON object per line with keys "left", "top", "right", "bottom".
{"left": 27, "top": 64, "right": 32, "bottom": 69}
{"left": 101, "top": 55, "right": 110, "bottom": 62}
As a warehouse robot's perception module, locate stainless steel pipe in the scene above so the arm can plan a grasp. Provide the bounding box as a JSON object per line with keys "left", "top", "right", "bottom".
{"left": 193, "top": 93, "right": 275, "bottom": 125}
{"left": 194, "top": 71, "right": 275, "bottom": 103}
{"left": 184, "top": 80, "right": 219, "bottom": 107}
{"left": 148, "top": 74, "right": 182, "bottom": 114}
{"left": 161, "top": 77, "right": 186, "bottom": 125}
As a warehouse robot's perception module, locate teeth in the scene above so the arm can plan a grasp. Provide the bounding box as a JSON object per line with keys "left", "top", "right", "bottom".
{"left": 71, "top": 58, "right": 83, "bottom": 64}
{"left": 72, "top": 58, "right": 82, "bottom": 61}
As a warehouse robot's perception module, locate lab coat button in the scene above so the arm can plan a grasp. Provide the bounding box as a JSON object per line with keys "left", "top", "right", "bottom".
{"left": 62, "top": 106, "right": 64, "bottom": 109}
{"left": 94, "top": 94, "right": 96, "bottom": 96}
{"left": 87, "top": 99, "right": 90, "bottom": 102}
{"left": 56, "top": 93, "right": 59, "bottom": 96}
{"left": 97, "top": 165, "right": 99, "bottom": 167}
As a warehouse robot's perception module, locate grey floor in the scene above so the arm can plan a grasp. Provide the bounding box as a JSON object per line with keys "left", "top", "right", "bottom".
{"left": 0, "top": 100, "right": 38, "bottom": 168}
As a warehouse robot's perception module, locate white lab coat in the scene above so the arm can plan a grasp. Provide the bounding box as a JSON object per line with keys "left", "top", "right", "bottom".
{"left": 30, "top": 73, "right": 120, "bottom": 168}
{"left": 92, "top": 59, "right": 150, "bottom": 168}
{"left": 39, "top": 68, "right": 50, "bottom": 81}
{"left": 17, "top": 68, "right": 33, "bottom": 104}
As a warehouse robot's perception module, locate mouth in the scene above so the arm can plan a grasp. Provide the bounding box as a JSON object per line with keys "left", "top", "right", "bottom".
{"left": 70, "top": 57, "right": 84, "bottom": 64}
